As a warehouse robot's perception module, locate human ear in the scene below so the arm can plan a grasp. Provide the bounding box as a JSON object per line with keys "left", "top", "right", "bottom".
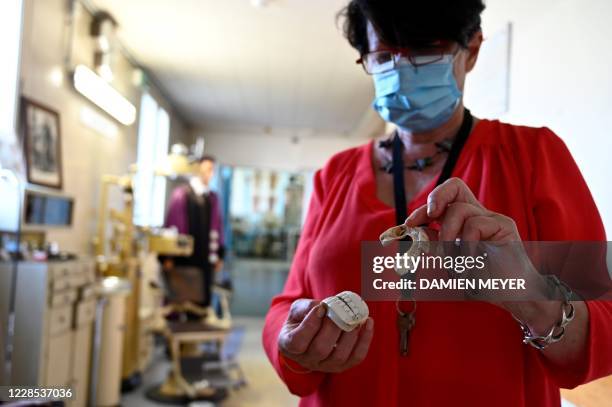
{"left": 465, "top": 31, "right": 484, "bottom": 73}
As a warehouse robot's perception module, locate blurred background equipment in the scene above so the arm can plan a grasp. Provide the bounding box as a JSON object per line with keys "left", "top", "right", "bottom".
{"left": 0, "top": 168, "right": 21, "bottom": 388}
{"left": 93, "top": 164, "right": 195, "bottom": 393}
{"left": 9, "top": 259, "right": 99, "bottom": 407}
{"left": 142, "top": 141, "right": 244, "bottom": 403}
{"left": 145, "top": 273, "right": 238, "bottom": 404}
{"left": 23, "top": 189, "right": 74, "bottom": 227}
{"left": 92, "top": 276, "right": 131, "bottom": 407}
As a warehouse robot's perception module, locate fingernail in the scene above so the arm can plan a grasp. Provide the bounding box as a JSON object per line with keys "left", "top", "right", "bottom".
{"left": 316, "top": 304, "right": 326, "bottom": 318}
{"left": 427, "top": 200, "right": 436, "bottom": 217}
{"left": 366, "top": 318, "right": 374, "bottom": 331}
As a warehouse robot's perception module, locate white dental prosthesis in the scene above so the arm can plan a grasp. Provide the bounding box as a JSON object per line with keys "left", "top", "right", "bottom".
{"left": 379, "top": 224, "right": 430, "bottom": 276}
{"left": 322, "top": 291, "right": 369, "bottom": 332}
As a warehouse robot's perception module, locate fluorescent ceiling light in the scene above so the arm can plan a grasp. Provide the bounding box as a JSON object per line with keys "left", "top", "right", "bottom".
{"left": 80, "top": 106, "right": 118, "bottom": 138}
{"left": 73, "top": 64, "right": 136, "bottom": 125}
{"left": 97, "top": 63, "right": 114, "bottom": 83}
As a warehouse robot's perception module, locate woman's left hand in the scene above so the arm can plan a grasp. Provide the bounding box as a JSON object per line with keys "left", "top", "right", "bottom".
{"left": 404, "top": 177, "right": 534, "bottom": 302}
{"left": 405, "top": 176, "right": 540, "bottom": 288}
{"left": 404, "top": 177, "right": 520, "bottom": 242}
{"left": 404, "top": 178, "right": 588, "bottom": 360}
{"left": 404, "top": 177, "right": 565, "bottom": 335}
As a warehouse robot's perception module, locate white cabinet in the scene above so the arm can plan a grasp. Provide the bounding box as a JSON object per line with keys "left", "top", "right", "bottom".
{"left": 45, "top": 331, "right": 72, "bottom": 386}
{"left": 0, "top": 260, "right": 15, "bottom": 386}
{"left": 72, "top": 299, "right": 96, "bottom": 407}
{"left": 9, "top": 260, "right": 97, "bottom": 406}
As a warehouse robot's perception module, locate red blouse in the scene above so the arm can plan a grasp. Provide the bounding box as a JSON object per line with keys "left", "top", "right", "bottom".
{"left": 262, "top": 119, "right": 612, "bottom": 406}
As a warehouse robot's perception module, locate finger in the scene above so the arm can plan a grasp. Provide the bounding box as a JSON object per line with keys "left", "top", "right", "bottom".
{"left": 287, "top": 298, "right": 320, "bottom": 323}
{"left": 305, "top": 318, "right": 343, "bottom": 363}
{"left": 461, "top": 215, "right": 502, "bottom": 242}
{"left": 426, "top": 178, "right": 482, "bottom": 219}
{"left": 496, "top": 214, "right": 520, "bottom": 241}
{"left": 438, "top": 202, "right": 487, "bottom": 242}
{"left": 404, "top": 204, "right": 429, "bottom": 227}
{"left": 280, "top": 303, "right": 326, "bottom": 355}
{"left": 345, "top": 318, "right": 374, "bottom": 368}
{"left": 318, "top": 328, "right": 360, "bottom": 370}
{"left": 468, "top": 213, "right": 521, "bottom": 243}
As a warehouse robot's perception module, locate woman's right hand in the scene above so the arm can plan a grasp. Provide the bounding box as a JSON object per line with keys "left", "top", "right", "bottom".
{"left": 278, "top": 298, "right": 374, "bottom": 373}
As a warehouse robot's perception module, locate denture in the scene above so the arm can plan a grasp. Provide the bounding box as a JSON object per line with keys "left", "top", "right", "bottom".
{"left": 322, "top": 291, "right": 369, "bottom": 332}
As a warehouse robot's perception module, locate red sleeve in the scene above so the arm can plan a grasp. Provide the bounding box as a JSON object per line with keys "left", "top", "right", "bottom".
{"left": 531, "top": 128, "right": 606, "bottom": 241}
{"left": 531, "top": 128, "right": 612, "bottom": 388}
{"left": 261, "top": 169, "right": 327, "bottom": 396}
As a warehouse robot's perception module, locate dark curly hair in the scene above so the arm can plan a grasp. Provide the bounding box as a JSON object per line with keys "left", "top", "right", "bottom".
{"left": 339, "top": 0, "right": 486, "bottom": 55}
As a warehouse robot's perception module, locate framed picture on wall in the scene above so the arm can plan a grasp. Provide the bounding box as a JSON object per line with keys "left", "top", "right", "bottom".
{"left": 21, "top": 97, "right": 63, "bottom": 189}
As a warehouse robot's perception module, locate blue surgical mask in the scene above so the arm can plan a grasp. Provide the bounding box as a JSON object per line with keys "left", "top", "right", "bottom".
{"left": 372, "top": 55, "right": 462, "bottom": 133}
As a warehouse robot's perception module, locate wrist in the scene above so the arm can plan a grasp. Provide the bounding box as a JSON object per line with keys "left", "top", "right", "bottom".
{"left": 506, "top": 275, "right": 576, "bottom": 350}
{"left": 501, "top": 271, "right": 564, "bottom": 333}
{"left": 279, "top": 352, "right": 313, "bottom": 374}
{"left": 503, "top": 300, "right": 563, "bottom": 335}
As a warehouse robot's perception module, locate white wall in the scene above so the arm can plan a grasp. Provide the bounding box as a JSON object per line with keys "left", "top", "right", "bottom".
{"left": 194, "top": 127, "right": 369, "bottom": 172}
{"left": 473, "top": 0, "right": 612, "bottom": 236}
{"left": 17, "top": 0, "right": 188, "bottom": 254}
{"left": 0, "top": 0, "right": 23, "bottom": 144}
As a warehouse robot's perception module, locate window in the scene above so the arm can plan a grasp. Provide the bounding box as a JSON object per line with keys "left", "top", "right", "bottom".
{"left": 0, "top": 0, "right": 23, "bottom": 142}
{"left": 133, "top": 92, "right": 170, "bottom": 227}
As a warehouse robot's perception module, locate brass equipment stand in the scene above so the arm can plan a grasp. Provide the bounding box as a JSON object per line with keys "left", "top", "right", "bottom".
{"left": 94, "top": 174, "right": 143, "bottom": 390}
{"left": 93, "top": 172, "right": 194, "bottom": 392}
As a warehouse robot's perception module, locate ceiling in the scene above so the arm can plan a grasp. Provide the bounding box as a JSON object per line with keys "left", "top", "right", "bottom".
{"left": 91, "top": 0, "right": 380, "bottom": 135}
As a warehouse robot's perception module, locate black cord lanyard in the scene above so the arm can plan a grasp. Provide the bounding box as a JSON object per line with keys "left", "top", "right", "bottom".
{"left": 392, "top": 108, "right": 474, "bottom": 226}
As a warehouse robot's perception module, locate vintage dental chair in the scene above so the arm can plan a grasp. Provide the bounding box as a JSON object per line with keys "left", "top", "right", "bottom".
{"left": 146, "top": 265, "right": 246, "bottom": 404}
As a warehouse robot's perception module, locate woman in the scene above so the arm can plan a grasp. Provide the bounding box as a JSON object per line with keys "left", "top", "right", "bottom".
{"left": 263, "top": 0, "right": 612, "bottom": 405}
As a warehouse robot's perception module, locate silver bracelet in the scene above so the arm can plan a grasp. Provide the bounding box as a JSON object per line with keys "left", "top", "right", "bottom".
{"left": 513, "top": 275, "right": 575, "bottom": 350}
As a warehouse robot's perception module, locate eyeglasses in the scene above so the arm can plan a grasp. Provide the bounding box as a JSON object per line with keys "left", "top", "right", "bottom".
{"left": 356, "top": 43, "right": 461, "bottom": 75}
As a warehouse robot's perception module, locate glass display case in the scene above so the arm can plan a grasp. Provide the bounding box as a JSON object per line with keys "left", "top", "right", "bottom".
{"left": 227, "top": 167, "right": 313, "bottom": 261}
